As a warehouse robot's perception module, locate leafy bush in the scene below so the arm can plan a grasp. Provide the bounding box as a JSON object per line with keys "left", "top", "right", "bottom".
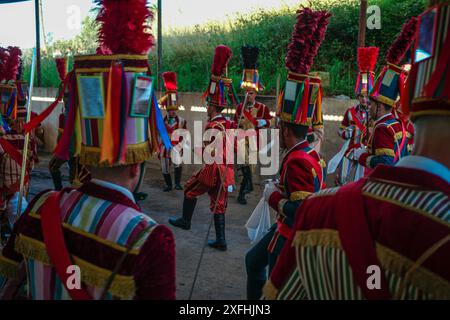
{"left": 22, "top": 0, "right": 425, "bottom": 96}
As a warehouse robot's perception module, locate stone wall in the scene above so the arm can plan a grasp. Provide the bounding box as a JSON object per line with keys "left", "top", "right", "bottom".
{"left": 32, "top": 89, "right": 356, "bottom": 184}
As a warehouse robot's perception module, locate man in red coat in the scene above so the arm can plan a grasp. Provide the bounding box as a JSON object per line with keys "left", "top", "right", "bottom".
{"left": 264, "top": 5, "right": 450, "bottom": 299}
{"left": 169, "top": 45, "right": 238, "bottom": 251}
{"left": 235, "top": 46, "right": 273, "bottom": 205}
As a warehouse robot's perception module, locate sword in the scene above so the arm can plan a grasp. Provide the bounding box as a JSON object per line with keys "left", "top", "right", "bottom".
{"left": 16, "top": 48, "right": 37, "bottom": 219}
{"left": 275, "top": 73, "right": 280, "bottom": 127}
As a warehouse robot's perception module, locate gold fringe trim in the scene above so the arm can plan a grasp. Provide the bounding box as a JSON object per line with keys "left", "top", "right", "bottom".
{"left": 376, "top": 244, "right": 450, "bottom": 299}
{"left": 262, "top": 280, "right": 279, "bottom": 300}
{"left": 14, "top": 235, "right": 136, "bottom": 299}
{"left": 0, "top": 254, "right": 20, "bottom": 280}
{"left": 373, "top": 95, "right": 397, "bottom": 108}
{"left": 290, "top": 191, "right": 312, "bottom": 201}
{"left": 292, "top": 230, "right": 450, "bottom": 298}
{"left": 75, "top": 67, "right": 148, "bottom": 74}
{"left": 79, "top": 141, "right": 152, "bottom": 167}
{"left": 74, "top": 54, "right": 148, "bottom": 61}
{"left": 292, "top": 229, "right": 342, "bottom": 249}
{"left": 375, "top": 148, "right": 395, "bottom": 157}
{"left": 410, "top": 109, "right": 450, "bottom": 120}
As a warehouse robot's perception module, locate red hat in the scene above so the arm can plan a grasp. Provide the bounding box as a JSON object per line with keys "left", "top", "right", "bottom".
{"left": 355, "top": 47, "right": 379, "bottom": 97}
{"left": 407, "top": 1, "right": 450, "bottom": 119}
{"left": 161, "top": 71, "right": 179, "bottom": 111}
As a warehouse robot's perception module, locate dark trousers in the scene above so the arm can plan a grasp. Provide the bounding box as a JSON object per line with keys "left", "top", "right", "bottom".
{"left": 245, "top": 224, "right": 277, "bottom": 300}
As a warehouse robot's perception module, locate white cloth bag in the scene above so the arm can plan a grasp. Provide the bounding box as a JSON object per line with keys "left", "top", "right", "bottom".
{"left": 245, "top": 196, "right": 271, "bottom": 244}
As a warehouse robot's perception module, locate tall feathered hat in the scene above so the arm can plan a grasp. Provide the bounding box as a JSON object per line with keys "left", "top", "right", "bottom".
{"left": 160, "top": 71, "right": 179, "bottom": 111}
{"left": 277, "top": 7, "right": 331, "bottom": 127}
{"left": 241, "top": 45, "right": 264, "bottom": 92}
{"left": 407, "top": 0, "right": 449, "bottom": 119}
{"left": 203, "top": 45, "right": 239, "bottom": 109}
{"left": 370, "top": 17, "right": 418, "bottom": 107}
{"left": 0, "top": 46, "right": 22, "bottom": 120}
{"left": 51, "top": 0, "right": 170, "bottom": 167}
{"left": 355, "top": 47, "right": 379, "bottom": 97}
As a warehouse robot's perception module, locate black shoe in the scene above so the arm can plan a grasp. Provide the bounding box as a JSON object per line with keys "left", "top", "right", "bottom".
{"left": 168, "top": 217, "right": 191, "bottom": 230}
{"left": 174, "top": 167, "right": 183, "bottom": 190}
{"left": 208, "top": 215, "right": 227, "bottom": 251}
{"left": 168, "top": 198, "right": 197, "bottom": 230}
{"left": 134, "top": 192, "right": 148, "bottom": 201}
{"left": 50, "top": 171, "right": 63, "bottom": 191}
{"left": 163, "top": 173, "right": 173, "bottom": 192}
{"left": 237, "top": 192, "right": 247, "bottom": 205}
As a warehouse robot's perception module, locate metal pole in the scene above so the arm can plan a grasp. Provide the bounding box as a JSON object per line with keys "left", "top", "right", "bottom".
{"left": 16, "top": 48, "right": 37, "bottom": 219}
{"left": 157, "top": 0, "right": 162, "bottom": 94}
{"left": 358, "top": 0, "right": 368, "bottom": 47}
{"left": 35, "top": 0, "right": 41, "bottom": 87}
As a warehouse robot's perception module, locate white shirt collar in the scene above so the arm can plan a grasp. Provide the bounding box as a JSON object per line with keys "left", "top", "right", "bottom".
{"left": 396, "top": 155, "right": 450, "bottom": 184}
{"left": 375, "top": 113, "right": 392, "bottom": 123}
{"left": 91, "top": 179, "right": 136, "bottom": 203}
{"left": 211, "top": 114, "right": 223, "bottom": 121}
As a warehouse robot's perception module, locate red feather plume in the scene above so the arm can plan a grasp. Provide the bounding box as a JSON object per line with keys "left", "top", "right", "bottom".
{"left": 285, "top": 8, "right": 320, "bottom": 74}
{"left": 162, "top": 71, "right": 177, "bottom": 91}
{"left": 358, "top": 47, "right": 379, "bottom": 72}
{"left": 386, "top": 17, "right": 418, "bottom": 65}
{"left": 95, "top": 0, "right": 155, "bottom": 55}
{"left": 55, "top": 57, "right": 68, "bottom": 81}
{"left": 4, "top": 46, "right": 22, "bottom": 81}
{"left": 306, "top": 10, "right": 332, "bottom": 71}
{"left": 212, "top": 45, "right": 232, "bottom": 77}
{"left": 0, "top": 47, "right": 7, "bottom": 82}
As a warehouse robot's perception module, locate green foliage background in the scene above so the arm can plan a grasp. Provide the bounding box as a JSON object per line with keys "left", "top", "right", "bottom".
{"left": 23, "top": 0, "right": 425, "bottom": 96}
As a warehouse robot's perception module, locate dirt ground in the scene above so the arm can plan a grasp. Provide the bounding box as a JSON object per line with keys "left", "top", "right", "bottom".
{"left": 28, "top": 152, "right": 266, "bottom": 300}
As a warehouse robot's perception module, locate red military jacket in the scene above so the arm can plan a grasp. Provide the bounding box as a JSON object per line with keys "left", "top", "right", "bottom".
{"left": 359, "top": 113, "right": 414, "bottom": 169}
{"left": 339, "top": 104, "right": 369, "bottom": 155}
{"left": 234, "top": 101, "right": 273, "bottom": 129}
{"left": 195, "top": 114, "right": 236, "bottom": 189}
{"left": 267, "top": 140, "right": 326, "bottom": 254}
{"left": 160, "top": 115, "right": 187, "bottom": 158}
{"left": 265, "top": 162, "right": 450, "bottom": 300}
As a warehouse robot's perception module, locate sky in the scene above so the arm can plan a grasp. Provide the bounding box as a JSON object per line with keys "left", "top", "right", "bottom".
{"left": 0, "top": 0, "right": 301, "bottom": 49}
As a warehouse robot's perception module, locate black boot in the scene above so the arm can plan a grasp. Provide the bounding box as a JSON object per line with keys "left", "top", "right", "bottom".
{"left": 50, "top": 171, "right": 63, "bottom": 191}
{"left": 208, "top": 215, "right": 227, "bottom": 251}
{"left": 243, "top": 166, "right": 253, "bottom": 194}
{"left": 174, "top": 167, "right": 183, "bottom": 190}
{"left": 169, "top": 198, "right": 197, "bottom": 230}
{"left": 237, "top": 186, "right": 247, "bottom": 205}
{"left": 163, "top": 173, "right": 173, "bottom": 192}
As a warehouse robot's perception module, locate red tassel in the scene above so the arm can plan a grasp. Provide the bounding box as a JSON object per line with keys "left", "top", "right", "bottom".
{"left": 299, "top": 79, "right": 310, "bottom": 124}
{"left": 0, "top": 137, "right": 23, "bottom": 166}
{"left": 55, "top": 57, "right": 68, "bottom": 81}
{"left": 24, "top": 72, "right": 70, "bottom": 133}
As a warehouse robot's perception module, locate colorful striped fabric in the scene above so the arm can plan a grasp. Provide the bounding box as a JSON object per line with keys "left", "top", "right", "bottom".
{"left": 16, "top": 188, "right": 158, "bottom": 299}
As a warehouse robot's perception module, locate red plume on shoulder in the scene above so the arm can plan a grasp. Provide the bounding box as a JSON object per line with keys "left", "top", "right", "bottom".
{"left": 162, "top": 71, "right": 177, "bottom": 91}
{"left": 0, "top": 47, "right": 8, "bottom": 82}
{"left": 55, "top": 57, "right": 68, "bottom": 81}
{"left": 4, "top": 46, "right": 22, "bottom": 81}
{"left": 95, "top": 0, "right": 155, "bottom": 54}
{"left": 386, "top": 17, "right": 418, "bottom": 65}
{"left": 211, "top": 45, "right": 232, "bottom": 77}
{"left": 285, "top": 8, "right": 320, "bottom": 74}
{"left": 358, "top": 47, "right": 379, "bottom": 72}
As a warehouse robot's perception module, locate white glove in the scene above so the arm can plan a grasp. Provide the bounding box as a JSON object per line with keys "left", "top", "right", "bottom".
{"left": 256, "top": 119, "right": 267, "bottom": 128}
{"left": 353, "top": 147, "right": 367, "bottom": 161}
{"left": 6, "top": 192, "right": 28, "bottom": 228}
{"left": 263, "top": 180, "right": 279, "bottom": 202}
{"left": 345, "top": 126, "right": 355, "bottom": 139}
